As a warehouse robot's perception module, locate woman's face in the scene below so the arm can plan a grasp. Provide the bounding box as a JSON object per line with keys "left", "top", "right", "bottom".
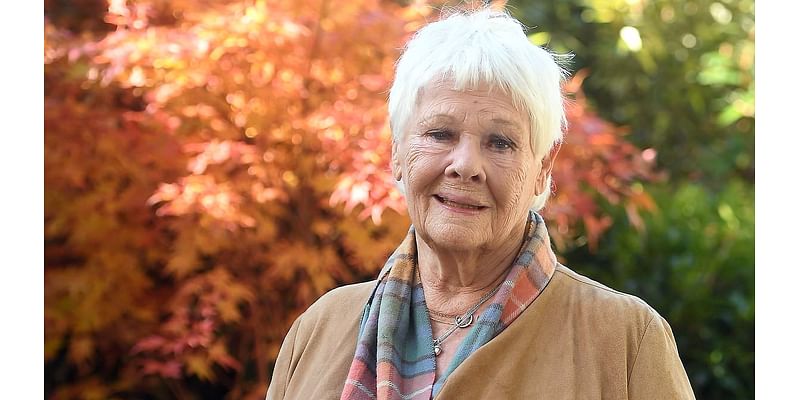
{"left": 392, "top": 79, "right": 552, "bottom": 253}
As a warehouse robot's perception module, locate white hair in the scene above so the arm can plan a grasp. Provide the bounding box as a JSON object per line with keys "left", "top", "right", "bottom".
{"left": 388, "top": 8, "right": 570, "bottom": 211}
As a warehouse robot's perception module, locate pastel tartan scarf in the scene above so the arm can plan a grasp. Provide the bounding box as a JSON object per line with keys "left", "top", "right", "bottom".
{"left": 340, "top": 212, "right": 557, "bottom": 400}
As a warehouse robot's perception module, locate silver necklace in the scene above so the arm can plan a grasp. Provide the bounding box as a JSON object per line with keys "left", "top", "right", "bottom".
{"left": 431, "top": 281, "right": 504, "bottom": 356}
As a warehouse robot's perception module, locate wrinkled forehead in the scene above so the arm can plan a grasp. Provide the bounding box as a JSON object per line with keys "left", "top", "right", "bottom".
{"left": 415, "top": 75, "right": 519, "bottom": 107}
{"left": 415, "top": 74, "right": 518, "bottom": 101}
{"left": 412, "top": 76, "right": 530, "bottom": 128}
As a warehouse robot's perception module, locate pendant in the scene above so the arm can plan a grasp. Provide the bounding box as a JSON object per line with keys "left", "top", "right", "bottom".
{"left": 434, "top": 344, "right": 442, "bottom": 356}
{"left": 455, "top": 314, "right": 473, "bottom": 328}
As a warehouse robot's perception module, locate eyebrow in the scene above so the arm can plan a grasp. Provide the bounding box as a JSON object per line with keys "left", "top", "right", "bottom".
{"left": 416, "top": 114, "right": 525, "bottom": 135}
{"left": 490, "top": 117, "right": 523, "bottom": 129}
{"left": 417, "top": 113, "right": 459, "bottom": 125}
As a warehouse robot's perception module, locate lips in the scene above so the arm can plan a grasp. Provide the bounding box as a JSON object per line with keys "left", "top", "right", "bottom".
{"left": 433, "top": 194, "right": 487, "bottom": 210}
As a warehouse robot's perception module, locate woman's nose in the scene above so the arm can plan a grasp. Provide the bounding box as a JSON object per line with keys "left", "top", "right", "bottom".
{"left": 444, "top": 137, "right": 486, "bottom": 183}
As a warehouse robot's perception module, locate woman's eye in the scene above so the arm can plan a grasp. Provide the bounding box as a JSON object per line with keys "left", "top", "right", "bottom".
{"left": 489, "top": 136, "right": 514, "bottom": 150}
{"left": 426, "top": 130, "right": 453, "bottom": 141}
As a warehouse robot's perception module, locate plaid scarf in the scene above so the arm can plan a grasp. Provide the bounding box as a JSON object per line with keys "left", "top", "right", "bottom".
{"left": 340, "top": 211, "right": 557, "bottom": 400}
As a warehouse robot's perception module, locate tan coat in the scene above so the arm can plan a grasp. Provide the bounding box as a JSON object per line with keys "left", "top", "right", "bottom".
{"left": 266, "top": 265, "right": 695, "bottom": 399}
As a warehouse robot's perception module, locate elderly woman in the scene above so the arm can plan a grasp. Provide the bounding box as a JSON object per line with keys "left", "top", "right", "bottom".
{"left": 266, "top": 8, "right": 694, "bottom": 400}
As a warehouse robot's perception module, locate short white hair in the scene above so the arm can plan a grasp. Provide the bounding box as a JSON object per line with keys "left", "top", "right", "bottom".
{"left": 388, "top": 8, "right": 570, "bottom": 211}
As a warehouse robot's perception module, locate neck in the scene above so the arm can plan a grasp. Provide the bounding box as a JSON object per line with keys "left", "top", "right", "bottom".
{"left": 416, "top": 224, "right": 526, "bottom": 315}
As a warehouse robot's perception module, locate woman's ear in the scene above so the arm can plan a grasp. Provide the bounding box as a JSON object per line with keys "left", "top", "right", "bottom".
{"left": 391, "top": 139, "right": 402, "bottom": 181}
{"left": 534, "top": 141, "right": 562, "bottom": 195}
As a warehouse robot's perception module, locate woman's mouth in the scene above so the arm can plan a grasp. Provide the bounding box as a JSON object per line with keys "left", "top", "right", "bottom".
{"left": 433, "top": 195, "right": 487, "bottom": 211}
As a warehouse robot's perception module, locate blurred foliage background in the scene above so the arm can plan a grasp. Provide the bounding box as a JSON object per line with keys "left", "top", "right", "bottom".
{"left": 44, "top": 0, "right": 753, "bottom": 399}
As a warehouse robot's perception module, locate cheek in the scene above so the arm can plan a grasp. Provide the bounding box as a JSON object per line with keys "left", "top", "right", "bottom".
{"left": 487, "top": 153, "right": 518, "bottom": 170}
{"left": 491, "top": 160, "right": 536, "bottom": 211}
{"left": 404, "top": 144, "right": 445, "bottom": 191}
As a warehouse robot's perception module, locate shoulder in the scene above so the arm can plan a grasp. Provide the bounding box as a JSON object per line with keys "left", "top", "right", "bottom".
{"left": 267, "top": 281, "right": 377, "bottom": 399}
{"left": 548, "top": 264, "right": 662, "bottom": 331}
{"left": 297, "top": 280, "right": 376, "bottom": 331}
{"left": 543, "top": 265, "right": 688, "bottom": 383}
{"left": 307, "top": 280, "right": 376, "bottom": 313}
{"left": 279, "top": 280, "right": 376, "bottom": 377}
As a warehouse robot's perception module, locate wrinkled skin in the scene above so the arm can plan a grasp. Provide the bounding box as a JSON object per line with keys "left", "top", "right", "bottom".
{"left": 392, "top": 78, "right": 558, "bottom": 290}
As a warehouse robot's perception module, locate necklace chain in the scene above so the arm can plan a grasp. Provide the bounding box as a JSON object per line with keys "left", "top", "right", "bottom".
{"left": 428, "top": 309, "right": 460, "bottom": 319}
{"left": 428, "top": 313, "right": 456, "bottom": 325}
{"left": 430, "top": 280, "right": 504, "bottom": 356}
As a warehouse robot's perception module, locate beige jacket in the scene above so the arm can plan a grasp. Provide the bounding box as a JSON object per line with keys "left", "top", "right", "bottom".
{"left": 266, "top": 265, "right": 695, "bottom": 399}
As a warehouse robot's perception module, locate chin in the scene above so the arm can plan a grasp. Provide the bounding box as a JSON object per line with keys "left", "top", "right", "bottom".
{"left": 423, "top": 221, "right": 488, "bottom": 252}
